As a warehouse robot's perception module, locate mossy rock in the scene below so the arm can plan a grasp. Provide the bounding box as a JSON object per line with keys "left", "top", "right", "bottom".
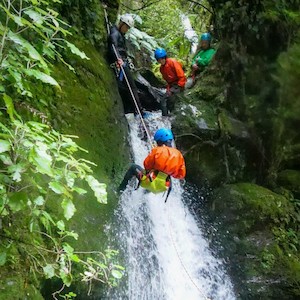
{"left": 188, "top": 72, "right": 223, "bottom": 102}
{"left": 0, "top": 276, "right": 43, "bottom": 300}
{"left": 183, "top": 144, "right": 226, "bottom": 186}
{"left": 218, "top": 109, "right": 250, "bottom": 139}
{"left": 206, "top": 183, "right": 298, "bottom": 299}
{"left": 0, "top": 242, "right": 43, "bottom": 300}
{"left": 209, "top": 183, "right": 292, "bottom": 235}
{"left": 173, "top": 99, "right": 219, "bottom": 136}
{"left": 45, "top": 40, "right": 130, "bottom": 251}
{"left": 12, "top": 34, "right": 130, "bottom": 298}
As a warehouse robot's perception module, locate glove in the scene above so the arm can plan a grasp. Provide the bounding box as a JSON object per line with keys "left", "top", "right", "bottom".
{"left": 117, "top": 58, "right": 124, "bottom": 67}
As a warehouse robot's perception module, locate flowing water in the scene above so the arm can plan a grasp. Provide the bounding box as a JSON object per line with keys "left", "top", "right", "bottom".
{"left": 106, "top": 112, "right": 236, "bottom": 300}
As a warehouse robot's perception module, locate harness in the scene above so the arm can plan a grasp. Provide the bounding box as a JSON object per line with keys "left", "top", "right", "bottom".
{"left": 138, "top": 170, "right": 172, "bottom": 203}
{"left": 110, "top": 57, "right": 135, "bottom": 80}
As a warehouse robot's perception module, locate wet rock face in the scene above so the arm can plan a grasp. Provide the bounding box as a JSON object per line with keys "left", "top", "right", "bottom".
{"left": 172, "top": 93, "right": 259, "bottom": 186}
{"left": 172, "top": 14, "right": 300, "bottom": 295}
{"left": 206, "top": 183, "right": 295, "bottom": 299}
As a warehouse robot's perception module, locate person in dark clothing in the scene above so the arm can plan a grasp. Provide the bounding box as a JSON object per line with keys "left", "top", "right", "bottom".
{"left": 108, "top": 15, "right": 145, "bottom": 115}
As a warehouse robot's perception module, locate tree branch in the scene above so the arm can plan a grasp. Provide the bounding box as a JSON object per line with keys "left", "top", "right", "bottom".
{"left": 186, "top": 0, "right": 214, "bottom": 14}
{"left": 121, "top": 0, "right": 161, "bottom": 11}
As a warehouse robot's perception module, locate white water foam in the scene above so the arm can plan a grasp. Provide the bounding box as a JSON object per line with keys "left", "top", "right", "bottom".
{"left": 107, "top": 112, "right": 235, "bottom": 300}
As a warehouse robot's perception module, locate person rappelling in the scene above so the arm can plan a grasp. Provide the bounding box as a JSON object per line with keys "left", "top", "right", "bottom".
{"left": 119, "top": 128, "right": 186, "bottom": 201}
{"left": 107, "top": 14, "right": 148, "bottom": 117}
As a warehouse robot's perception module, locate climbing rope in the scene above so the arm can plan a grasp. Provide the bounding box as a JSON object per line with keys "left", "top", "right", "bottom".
{"left": 102, "top": 3, "right": 154, "bottom": 147}
{"left": 166, "top": 199, "right": 211, "bottom": 300}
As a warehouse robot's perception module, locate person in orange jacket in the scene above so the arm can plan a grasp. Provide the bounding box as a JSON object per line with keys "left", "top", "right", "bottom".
{"left": 119, "top": 128, "right": 186, "bottom": 196}
{"left": 155, "top": 48, "right": 187, "bottom": 116}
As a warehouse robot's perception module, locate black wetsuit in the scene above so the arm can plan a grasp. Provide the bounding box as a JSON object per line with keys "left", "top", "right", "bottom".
{"left": 108, "top": 26, "right": 143, "bottom": 114}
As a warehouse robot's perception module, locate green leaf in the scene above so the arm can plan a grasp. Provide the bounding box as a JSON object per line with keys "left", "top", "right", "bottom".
{"left": 42, "top": 211, "right": 55, "bottom": 224}
{"left": 56, "top": 220, "right": 65, "bottom": 231}
{"left": 8, "top": 163, "right": 25, "bottom": 182}
{"left": 53, "top": 18, "right": 60, "bottom": 28}
{"left": 0, "top": 252, "right": 7, "bottom": 266}
{"left": 43, "top": 264, "right": 55, "bottom": 279}
{"left": 24, "top": 69, "right": 60, "bottom": 87}
{"left": 111, "top": 270, "right": 123, "bottom": 279}
{"left": 49, "top": 181, "right": 66, "bottom": 194}
{"left": 40, "top": 211, "right": 55, "bottom": 232}
{"left": 0, "top": 140, "right": 10, "bottom": 153}
{"left": 34, "top": 196, "right": 45, "bottom": 206}
{"left": 73, "top": 187, "right": 87, "bottom": 195}
{"left": 86, "top": 175, "right": 107, "bottom": 204}
{"left": 29, "top": 146, "right": 53, "bottom": 176}
{"left": 63, "top": 243, "right": 74, "bottom": 255}
{"left": 24, "top": 9, "right": 44, "bottom": 25}
{"left": 61, "top": 198, "right": 76, "bottom": 220}
{"left": 65, "top": 41, "right": 89, "bottom": 60}
{"left": 64, "top": 231, "right": 78, "bottom": 240}
{"left": 3, "top": 94, "right": 20, "bottom": 121}
{"left": 0, "top": 154, "right": 12, "bottom": 165}
{"left": 65, "top": 172, "right": 76, "bottom": 188}
{"left": 60, "top": 271, "right": 72, "bottom": 287}
{"left": 7, "top": 31, "right": 47, "bottom": 67}
{"left": 70, "top": 254, "right": 80, "bottom": 263}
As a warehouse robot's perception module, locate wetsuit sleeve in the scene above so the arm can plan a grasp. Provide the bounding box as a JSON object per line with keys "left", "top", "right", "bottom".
{"left": 173, "top": 60, "right": 186, "bottom": 88}
{"left": 108, "top": 29, "right": 121, "bottom": 61}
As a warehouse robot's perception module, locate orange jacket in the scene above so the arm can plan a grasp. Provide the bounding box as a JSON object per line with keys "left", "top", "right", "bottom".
{"left": 160, "top": 58, "right": 187, "bottom": 89}
{"left": 143, "top": 145, "right": 186, "bottom": 179}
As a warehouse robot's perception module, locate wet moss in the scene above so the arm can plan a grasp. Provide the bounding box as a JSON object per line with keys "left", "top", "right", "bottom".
{"left": 37, "top": 39, "right": 131, "bottom": 253}
{"left": 0, "top": 20, "right": 130, "bottom": 300}
{"left": 0, "top": 276, "right": 43, "bottom": 300}
{"left": 210, "top": 183, "right": 293, "bottom": 233}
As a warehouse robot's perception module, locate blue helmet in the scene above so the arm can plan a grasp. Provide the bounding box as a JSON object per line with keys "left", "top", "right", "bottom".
{"left": 154, "top": 128, "right": 174, "bottom": 142}
{"left": 200, "top": 32, "right": 211, "bottom": 41}
{"left": 154, "top": 48, "right": 167, "bottom": 60}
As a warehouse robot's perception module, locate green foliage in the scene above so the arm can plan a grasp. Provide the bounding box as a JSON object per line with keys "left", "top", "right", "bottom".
{"left": 0, "top": 117, "right": 107, "bottom": 218}
{"left": 121, "top": 0, "right": 202, "bottom": 62}
{"left": 260, "top": 248, "right": 276, "bottom": 271}
{"left": 57, "top": 0, "right": 108, "bottom": 47}
{"left": 0, "top": 116, "right": 124, "bottom": 295}
{"left": 0, "top": 0, "right": 89, "bottom": 98}
{"left": 266, "top": 40, "right": 300, "bottom": 178}
{"left": 261, "top": 0, "right": 300, "bottom": 43}
{"left": 126, "top": 26, "right": 159, "bottom": 59}
{"left": 276, "top": 41, "right": 300, "bottom": 120}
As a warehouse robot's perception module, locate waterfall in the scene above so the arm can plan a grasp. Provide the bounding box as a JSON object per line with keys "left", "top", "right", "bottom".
{"left": 106, "top": 112, "right": 236, "bottom": 300}
{"left": 181, "top": 14, "right": 198, "bottom": 54}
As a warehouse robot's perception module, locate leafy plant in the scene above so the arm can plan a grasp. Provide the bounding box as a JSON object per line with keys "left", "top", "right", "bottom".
{"left": 126, "top": 26, "right": 159, "bottom": 60}
{"left": 0, "top": 0, "right": 124, "bottom": 297}
{"left": 0, "top": 112, "right": 124, "bottom": 295}
{"left": 0, "top": 117, "right": 107, "bottom": 218}
{"left": 0, "top": 0, "right": 89, "bottom": 98}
